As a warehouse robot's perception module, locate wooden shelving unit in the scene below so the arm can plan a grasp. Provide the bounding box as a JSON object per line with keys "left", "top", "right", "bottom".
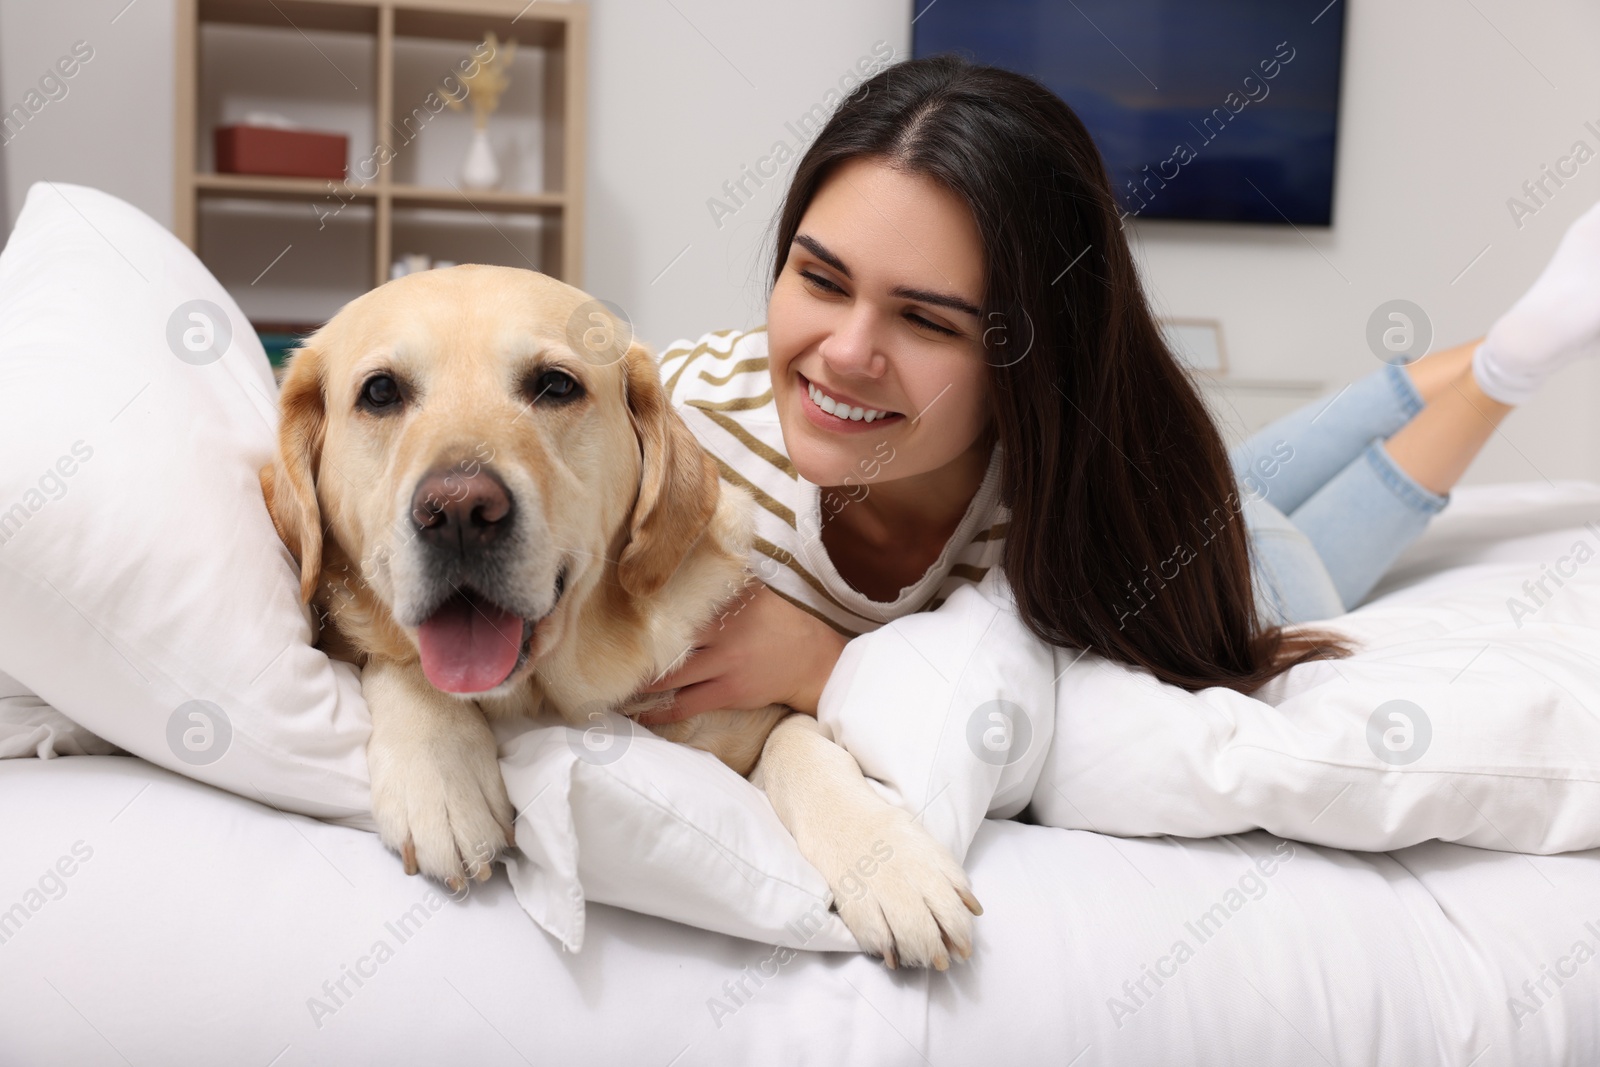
{"left": 174, "top": 0, "right": 586, "bottom": 330}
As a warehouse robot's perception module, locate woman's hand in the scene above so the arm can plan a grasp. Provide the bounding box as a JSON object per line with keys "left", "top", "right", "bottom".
{"left": 634, "top": 581, "right": 848, "bottom": 725}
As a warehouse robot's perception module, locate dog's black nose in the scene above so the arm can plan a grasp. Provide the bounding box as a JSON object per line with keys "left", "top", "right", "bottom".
{"left": 411, "top": 466, "right": 513, "bottom": 549}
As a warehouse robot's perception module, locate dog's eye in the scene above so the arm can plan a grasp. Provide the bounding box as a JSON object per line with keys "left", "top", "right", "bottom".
{"left": 527, "top": 369, "right": 582, "bottom": 404}
{"left": 359, "top": 374, "right": 402, "bottom": 413}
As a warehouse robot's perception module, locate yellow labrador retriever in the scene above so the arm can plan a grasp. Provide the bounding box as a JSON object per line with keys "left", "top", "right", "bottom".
{"left": 260, "top": 264, "right": 979, "bottom": 969}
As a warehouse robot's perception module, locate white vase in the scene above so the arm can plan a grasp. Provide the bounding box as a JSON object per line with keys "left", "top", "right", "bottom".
{"left": 461, "top": 126, "right": 500, "bottom": 190}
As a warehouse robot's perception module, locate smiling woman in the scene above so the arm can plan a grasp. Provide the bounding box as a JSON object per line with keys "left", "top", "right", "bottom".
{"left": 644, "top": 52, "right": 1600, "bottom": 726}
{"left": 639, "top": 55, "right": 1356, "bottom": 726}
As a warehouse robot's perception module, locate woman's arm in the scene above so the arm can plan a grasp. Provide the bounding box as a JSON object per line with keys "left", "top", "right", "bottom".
{"left": 634, "top": 581, "right": 849, "bottom": 724}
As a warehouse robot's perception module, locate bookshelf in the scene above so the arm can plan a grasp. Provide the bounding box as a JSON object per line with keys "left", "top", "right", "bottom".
{"left": 173, "top": 0, "right": 587, "bottom": 351}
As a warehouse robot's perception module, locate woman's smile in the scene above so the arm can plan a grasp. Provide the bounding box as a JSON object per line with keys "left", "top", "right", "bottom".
{"left": 796, "top": 371, "right": 905, "bottom": 434}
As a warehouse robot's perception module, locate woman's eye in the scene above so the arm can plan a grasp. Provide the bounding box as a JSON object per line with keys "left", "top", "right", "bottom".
{"left": 799, "top": 270, "right": 843, "bottom": 294}
{"left": 907, "top": 313, "right": 959, "bottom": 337}
{"left": 359, "top": 374, "right": 402, "bottom": 411}
{"left": 529, "top": 369, "right": 582, "bottom": 403}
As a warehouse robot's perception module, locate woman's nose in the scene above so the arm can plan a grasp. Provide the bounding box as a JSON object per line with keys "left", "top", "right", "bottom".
{"left": 818, "top": 308, "right": 884, "bottom": 376}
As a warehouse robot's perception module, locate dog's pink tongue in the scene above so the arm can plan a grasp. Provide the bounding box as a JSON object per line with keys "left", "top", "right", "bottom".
{"left": 417, "top": 595, "right": 523, "bottom": 693}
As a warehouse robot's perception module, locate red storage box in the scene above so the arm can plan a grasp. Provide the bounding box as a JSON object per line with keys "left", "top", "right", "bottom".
{"left": 214, "top": 125, "right": 348, "bottom": 180}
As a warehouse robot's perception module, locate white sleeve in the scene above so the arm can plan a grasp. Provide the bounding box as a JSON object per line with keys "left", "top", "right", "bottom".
{"left": 815, "top": 568, "right": 1057, "bottom": 863}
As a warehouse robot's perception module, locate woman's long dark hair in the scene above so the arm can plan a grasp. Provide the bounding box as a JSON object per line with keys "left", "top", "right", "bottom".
{"left": 768, "top": 54, "right": 1352, "bottom": 693}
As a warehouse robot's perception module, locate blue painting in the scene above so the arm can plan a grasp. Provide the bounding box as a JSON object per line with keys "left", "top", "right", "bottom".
{"left": 912, "top": 0, "right": 1347, "bottom": 225}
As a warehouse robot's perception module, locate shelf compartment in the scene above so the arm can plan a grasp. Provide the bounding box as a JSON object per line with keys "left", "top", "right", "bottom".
{"left": 390, "top": 203, "right": 561, "bottom": 278}
{"left": 196, "top": 20, "right": 378, "bottom": 181}
{"left": 388, "top": 22, "right": 563, "bottom": 195}
{"left": 198, "top": 195, "right": 375, "bottom": 325}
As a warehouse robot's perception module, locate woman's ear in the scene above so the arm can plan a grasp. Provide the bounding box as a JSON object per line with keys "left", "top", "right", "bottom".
{"left": 617, "top": 340, "right": 720, "bottom": 599}
{"left": 259, "top": 343, "right": 327, "bottom": 604}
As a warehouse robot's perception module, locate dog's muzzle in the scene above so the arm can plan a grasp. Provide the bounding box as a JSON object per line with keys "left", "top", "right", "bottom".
{"left": 402, "top": 464, "right": 563, "bottom": 694}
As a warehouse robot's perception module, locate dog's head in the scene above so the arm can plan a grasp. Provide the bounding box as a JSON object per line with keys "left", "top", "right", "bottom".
{"left": 260, "top": 265, "right": 720, "bottom": 698}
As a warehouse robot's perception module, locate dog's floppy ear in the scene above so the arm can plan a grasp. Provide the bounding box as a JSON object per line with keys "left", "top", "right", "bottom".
{"left": 617, "top": 340, "right": 720, "bottom": 599}
{"left": 260, "top": 343, "right": 327, "bottom": 605}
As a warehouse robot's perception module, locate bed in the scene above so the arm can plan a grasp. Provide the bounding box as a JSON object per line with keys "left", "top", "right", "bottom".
{"left": 3, "top": 479, "right": 1600, "bottom": 1066}
{"left": 4, "top": 184, "right": 1600, "bottom": 1067}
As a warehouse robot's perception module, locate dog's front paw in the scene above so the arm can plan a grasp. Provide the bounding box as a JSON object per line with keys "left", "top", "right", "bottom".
{"left": 818, "top": 808, "right": 982, "bottom": 971}
{"left": 367, "top": 717, "right": 515, "bottom": 893}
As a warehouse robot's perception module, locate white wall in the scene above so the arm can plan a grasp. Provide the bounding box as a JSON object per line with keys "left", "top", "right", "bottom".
{"left": 3, "top": 0, "right": 1598, "bottom": 484}
{"left": 582, "top": 0, "right": 908, "bottom": 344}
{"left": 0, "top": 0, "right": 175, "bottom": 230}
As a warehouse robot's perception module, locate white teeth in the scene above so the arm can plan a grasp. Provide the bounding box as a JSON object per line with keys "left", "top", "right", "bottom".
{"left": 807, "top": 380, "right": 893, "bottom": 423}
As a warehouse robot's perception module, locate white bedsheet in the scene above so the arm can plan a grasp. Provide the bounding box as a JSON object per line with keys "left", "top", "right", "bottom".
{"left": 4, "top": 482, "right": 1600, "bottom": 1064}
{"left": 1, "top": 754, "right": 1596, "bottom": 1065}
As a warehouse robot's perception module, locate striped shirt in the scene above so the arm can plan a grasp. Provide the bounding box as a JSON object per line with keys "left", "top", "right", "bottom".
{"left": 657, "top": 327, "right": 1010, "bottom": 638}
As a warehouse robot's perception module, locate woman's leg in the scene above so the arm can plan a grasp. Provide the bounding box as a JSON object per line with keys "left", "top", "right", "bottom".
{"left": 1281, "top": 341, "right": 1513, "bottom": 612}
{"left": 1241, "top": 494, "right": 1346, "bottom": 626}
{"left": 1381, "top": 346, "right": 1513, "bottom": 494}
{"left": 1228, "top": 359, "right": 1430, "bottom": 516}
{"left": 1402, "top": 337, "right": 1478, "bottom": 404}
{"left": 1242, "top": 199, "right": 1600, "bottom": 621}
{"left": 1235, "top": 340, "right": 1490, "bottom": 624}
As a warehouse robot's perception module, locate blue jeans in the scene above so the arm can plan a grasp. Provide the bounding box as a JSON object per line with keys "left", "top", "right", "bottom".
{"left": 1230, "top": 363, "right": 1449, "bottom": 625}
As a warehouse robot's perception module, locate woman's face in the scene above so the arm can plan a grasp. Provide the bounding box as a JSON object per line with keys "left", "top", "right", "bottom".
{"left": 767, "top": 157, "right": 991, "bottom": 490}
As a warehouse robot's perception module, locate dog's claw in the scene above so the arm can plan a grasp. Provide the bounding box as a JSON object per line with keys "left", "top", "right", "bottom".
{"left": 474, "top": 861, "right": 493, "bottom": 883}
{"left": 446, "top": 874, "right": 465, "bottom": 894}
{"left": 883, "top": 945, "right": 898, "bottom": 970}
{"left": 939, "top": 926, "right": 965, "bottom": 964}
{"left": 958, "top": 887, "right": 983, "bottom": 916}
{"left": 402, "top": 840, "right": 419, "bottom": 876}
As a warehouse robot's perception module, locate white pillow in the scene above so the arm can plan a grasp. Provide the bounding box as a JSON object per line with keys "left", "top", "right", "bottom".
{"left": 0, "top": 182, "right": 854, "bottom": 953}
{"left": 495, "top": 716, "right": 855, "bottom": 952}
{"left": 0, "top": 181, "right": 372, "bottom": 820}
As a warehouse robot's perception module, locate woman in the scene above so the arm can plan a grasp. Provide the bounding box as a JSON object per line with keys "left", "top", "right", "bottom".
{"left": 637, "top": 54, "right": 1600, "bottom": 725}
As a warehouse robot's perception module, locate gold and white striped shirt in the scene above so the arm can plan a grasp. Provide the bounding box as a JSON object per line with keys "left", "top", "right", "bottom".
{"left": 657, "top": 327, "right": 1010, "bottom": 638}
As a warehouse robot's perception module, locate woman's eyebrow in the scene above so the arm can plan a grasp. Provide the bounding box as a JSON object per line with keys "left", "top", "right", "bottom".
{"left": 793, "top": 233, "right": 982, "bottom": 318}
{"left": 795, "top": 234, "right": 852, "bottom": 277}
{"left": 890, "top": 284, "right": 982, "bottom": 318}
